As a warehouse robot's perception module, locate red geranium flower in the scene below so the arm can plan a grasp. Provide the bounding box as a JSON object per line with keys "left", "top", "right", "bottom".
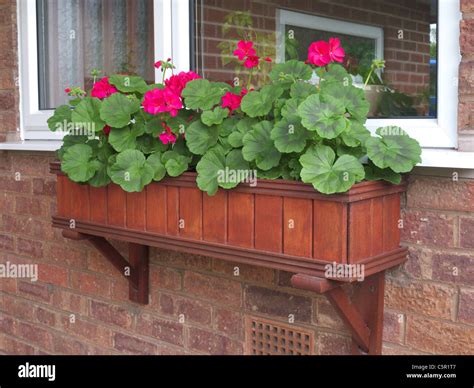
{"left": 142, "top": 87, "right": 183, "bottom": 117}
{"left": 221, "top": 89, "right": 247, "bottom": 112}
{"left": 307, "top": 41, "right": 331, "bottom": 67}
{"left": 233, "top": 41, "right": 256, "bottom": 61}
{"left": 159, "top": 122, "right": 177, "bottom": 145}
{"left": 165, "top": 71, "right": 201, "bottom": 96}
{"left": 103, "top": 125, "right": 111, "bottom": 136}
{"left": 90, "top": 77, "right": 118, "bottom": 99}
{"left": 328, "top": 38, "right": 345, "bottom": 63}
{"left": 243, "top": 55, "right": 260, "bottom": 69}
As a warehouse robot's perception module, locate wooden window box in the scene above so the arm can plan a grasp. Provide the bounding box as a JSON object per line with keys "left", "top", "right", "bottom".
{"left": 50, "top": 162, "right": 407, "bottom": 355}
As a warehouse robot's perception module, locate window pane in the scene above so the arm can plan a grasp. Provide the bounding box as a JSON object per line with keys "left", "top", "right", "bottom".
{"left": 192, "top": 0, "right": 438, "bottom": 118}
{"left": 37, "top": 0, "right": 154, "bottom": 110}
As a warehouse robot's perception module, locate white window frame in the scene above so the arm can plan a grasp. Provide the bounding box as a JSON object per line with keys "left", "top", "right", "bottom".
{"left": 17, "top": 0, "right": 461, "bottom": 151}
{"left": 18, "top": 0, "right": 190, "bottom": 141}
{"left": 276, "top": 3, "right": 461, "bottom": 149}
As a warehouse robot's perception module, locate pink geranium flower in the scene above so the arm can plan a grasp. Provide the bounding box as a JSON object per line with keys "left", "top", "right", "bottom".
{"left": 159, "top": 122, "right": 177, "bottom": 145}
{"left": 307, "top": 41, "right": 331, "bottom": 67}
{"left": 90, "top": 77, "right": 118, "bottom": 99}
{"left": 221, "top": 89, "right": 247, "bottom": 112}
{"left": 165, "top": 71, "right": 201, "bottom": 96}
{"left": 233, "top": 41, "right": 256, "bottom": 60}
{"left": 328, "top": 38, "right": 345, "bottom": 63}
{"left": 142, "top": 87, "right": 183, "bottom": 117}
{"left": 243, "top": 55, "right": 260, "bottom": 69}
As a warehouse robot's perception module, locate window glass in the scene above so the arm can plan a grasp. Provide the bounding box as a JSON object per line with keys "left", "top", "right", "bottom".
{"left": 192, "top": 0, "right": 438, "bottom": 118}
{"left": 36, "top": 0, "right": 154, "bottom": 110}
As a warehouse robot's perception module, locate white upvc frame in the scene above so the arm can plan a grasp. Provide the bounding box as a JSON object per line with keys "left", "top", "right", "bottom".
{"left": 18, "top": 0, "right": 190, "bottom": 140}
{"left": 277, "top": 2, "right": 461, "bottom": 149}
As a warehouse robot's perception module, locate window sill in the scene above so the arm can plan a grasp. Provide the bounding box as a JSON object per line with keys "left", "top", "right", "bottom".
{"left": 0, "top": 142, "right": 473, "bottom": 169}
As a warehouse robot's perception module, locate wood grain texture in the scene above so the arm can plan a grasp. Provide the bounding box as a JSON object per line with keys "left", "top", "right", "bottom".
{"left": 348, "top": 200, "right": 372, "bottom": 262}
{"left": 228, "top": 192, "right": 254, "bottom": 248}
{"left": 166, "top": 186, "right": 179, "bottom": 236}
{"left": 89, "top": 187, "right": 107, "bottom": 224}
{"left": 283, "top": 197, "right": 312, "bottom": 257}
{"left": 107, "top": 184, "right": 126, "bottom": 227}
{"left": 56, "top": 175, "right": 68, "bottom": 217}
{"left": 68, "top": 182, "right": 90, "bottom": 221}
{"left": 179, "top": 187, "right": 202, "bottom": 240}
{"left": 146, "top": 184, "right": 167, "bottom": 234}
{"left": 202, "top": 190, "right": 227, "bottom": 243}
{"left": 126, "top": 192, "right": 146, "bottom": 231}
{"left": 254, "top": 195, "right": 282, "bottom": 253}
{"left": 313, "top": 200, "right": 347, "bottom": 263}
{"left": 383, "top": 194, "right": 401, "bottom": 252}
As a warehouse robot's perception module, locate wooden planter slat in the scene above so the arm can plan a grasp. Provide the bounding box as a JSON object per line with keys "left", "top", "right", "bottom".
{"left": 50, "top": 162, "right": 408, "bottom": 355}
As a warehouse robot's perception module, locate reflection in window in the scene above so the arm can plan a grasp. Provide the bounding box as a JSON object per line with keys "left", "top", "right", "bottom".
{"left": 37, "top": 0, "right": 154, "bottom": 110}
{"left": 193, "top": 0, "right": 438, "bottom": 119}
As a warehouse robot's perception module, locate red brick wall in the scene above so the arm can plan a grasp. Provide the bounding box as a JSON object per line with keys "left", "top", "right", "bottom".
{"left": 0, "top": 0, "right": 473, "bottom": 355}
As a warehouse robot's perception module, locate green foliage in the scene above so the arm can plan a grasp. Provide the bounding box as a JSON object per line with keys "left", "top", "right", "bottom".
{"left": 52, "top": 50, "right": 421, "bottom": 194}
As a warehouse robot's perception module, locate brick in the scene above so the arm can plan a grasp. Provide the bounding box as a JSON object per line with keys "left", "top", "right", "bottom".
{"left": 0, "top": 176, "right": 32, "bottom": 193}
{"left": 460, "top": 19, "right": 474, "bottom": 55}
{"left": 151, "top": 249, "right": 212, "bottom": 271}
{"left": 2, "top": 295, "right": 35, "bottom": 321}
{"left": 406, "top": 315, "right": 474, "bottom": 354}
{"left": 0, "top": 315, "right": 14, "bottom": 335}
{"left": 32, "top": 178, "right": 56, "bottom": 196}
{"left": 38, "top": 263, "right": 68, "bottom": 287}
{"left": 406, "top": 177, "right": 474, "bottom": 212}
{"left": 158, "top": 293, "right": 212, "bottom": 325}
{"left": 60, "top": 316, "right": 112, "bottom": 348}
{"left": 51, "top": 289, "right": 88, "bottom": 315}
{"left": 0, "top": 91, "right": 14, "bottom": 110}
{"left": 70, "top": 271, "right": 110, "bottom": 296}
{"left": 89, "top": 300, "right": 133, "bottom": 329}
{"left": 213, "top": 308, "right": 242, "bottom": 338}
{"left": 15, "top": 322, "right": 53, "bottom": 351}
{"left": 17, "top": 237, "right": 43, "bottom": 258}
{"left": 401, "top": 209, "right": 455, "bottom": 248}
{"left": 459, "top": 61, "right": 474, "bottom": 95}
{"left": 0, "top": 233, "right": 14, "bottom": 251}
{"left": 383, "top": 310, "right": 405, "bottom": 345}
{"left": 432, "top": 253, "right": 474, "bottom": 286}
{"left": 15, "top": 196, "right": 49, "bottom": 217}
{"left": 385, "top": 278, "right": 456, "bottom": 319}
{"left": 35, "top": 307, "right": 56, "bottom": 327}
{"left": 18, "top": 281, "right": 51, "bottom": 302}
{"left": 0, "top": 335, "right": 36, "bottom": 355}
{"left": 8, "top": 154, "right": 52, "bottom": 176}
{"left": 458, "top": 288, "right": 474, "bottom": 324}
{"left": 150, "top": 265, "right": 182, "bottom": 291}
{"left": 0, "top": 193, "right": 15, "bottom": 214}
{"left": 317, "top": 332, "right": 351, "bottom": 355}
{"left": 184, "top": 271, "right": 242, "bottom": 308}
{"left": 460, "top": 217, "right": 474, "bottom": 248}
{"left": 113, "top": 332, "right": 157, "bottom": 355}
{"left": 52, "top": 335, "right": 89, "bottom": 354}
{"left": 1, "top": 214, "right": 55, "bottom": 240}
{"left": 314, "top": 297, "right": 348, "bottom": 332}
{"left": 187, "top": 327, "right": 243, "bottom": 354}
{"left": 212, "top": 260, "right": 275, "bottom": 284}
{"left": 382, "top": 343, "right": 427, "bottom": 355}
{"left": 136, "top": 313, "right": 184, "bottom": 346}
{"left": 244, "top": 285, "right": 312, "bottom": 323}
{"left": 45, "top": 244, "right": 87, "bottom": 269}
{"left": 276, "top": 271, "right": 293, "bottom": 287}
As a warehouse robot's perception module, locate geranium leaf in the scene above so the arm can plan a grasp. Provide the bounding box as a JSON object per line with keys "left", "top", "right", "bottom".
{"left": 182, "top": 79, "right": 230, "bottom": 110}
{"left": 269, "top": 60, "right": 313, "bottom": 84}
{"left": 165, "top": 156, "right": 190, "bottom": 177}
{"left": 89, "top": 143, "right": 114, "bottom": 187}
{"left": 364, "top": 162, "right": 402, "bottom": 185}
{"left": 136, "top": 134, "right": 167, "bottom": 154}
{"left": 185, "top": 120, "right": 219, "bottom": 155}
{"left": 48, "top": 105, "right": 72, "bottom": 132}
{"left": 109, "top": 74, "right": 148, "bottom": 94}
{"left": 242, "top": 120, "right": 281, "bottom": 170}
{"left": 100, "top": 93, "right": 140, "bottom": 128}
{"left": 341, "top": 120, "right": 371, "bottom": 147}
{"left": 228, "top": 117, "right": 257, "bottom": 148}
{"left": 290, "top": 82, "right": 317, "bottom": 100}
{"left": 146, "top": 152, "right": 166, "bottom": 181}
{"left": 298, "top": 94, "right": 347, "bottom": 139}
{"left": 366, "top": 127, "right": 422, "bottom": 173}
{"left": 321, "top": 82, "right": 370, "bottom": 121}
{"left": 299, "top": 145, "right": 365, "bottom": 194}
{"left": 240, "top": 85, "right": 283, "bottom": 118}
{"left": 271, "top": 115, "right": 310, "bottom": 153}
{"left": 201, "top": 107, "right": 229, "bottom": 127}
{"left": 109, "top": 126, "right": 144, "bottom": 152}
{"left": 71, "top": 97, "right": 105, "bottom": 132}
{"left": 61, "top": 144, "right": 101, "bottom": 183}
{"left": 196, "top": 146, "right": 249, "bottom": 195}
{"left": 109, "top": 149, "right": 154, "bottom": 192}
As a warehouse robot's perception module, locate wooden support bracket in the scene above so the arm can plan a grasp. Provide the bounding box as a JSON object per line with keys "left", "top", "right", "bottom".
{"left": 62, "top": 230, "right": 149, "bottom": 304}
{"left": 291, "top": 272, "right": 385, "bottom": 355}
